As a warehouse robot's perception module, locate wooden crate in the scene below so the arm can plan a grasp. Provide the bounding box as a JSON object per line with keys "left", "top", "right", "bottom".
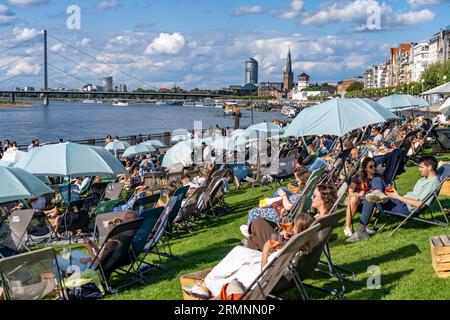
{"left": 179, "top": 269, "right": 211, "bottom": 300}
{"left": 430, "top": 235, "right": 450, "bottom": 278}
{"left": 439, "top": 180, "right": 450, "bottom": 197}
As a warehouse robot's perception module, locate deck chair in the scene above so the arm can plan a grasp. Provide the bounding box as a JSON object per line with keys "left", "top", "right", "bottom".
{"left": 173, "top": 185, "right": 190, "bottom": 199}
{"left": 314, "top": 209, "right": 354, "bottom": 287}
{"left": 131, "top": 194, "right": 160, "bottom": 214}
{"left": 56, "top": 184, "right": 80, "bottom": 205}
{"left": 102, "top": 183, "right": 124, "bottom": 202}
{"left": 0, "top": 247, "right": 66, "bottom": 300}
{"left": 0, "top": 223, "right": 21, "bottom": 258}
{"left": 378, "top": 164, "right": 450, "bottom": 237}
{"left": 197, "top": 177, "right": 228, "bottom": 217}
{"left": 95, "top": 211, "right": 130, "bottom": 246}
{"left": 329, "top": 182, "right": 349, "bottom": 214}
{"left": 274, "top": 213, "right": 348, "bottom": 300}
{"left": 287, "top": 175, "right": 320, "bottom": 223}
{"left": 137, "top": 196, "right": 184, "bottom": 264}
{"left": 173, "top": 186, "right": 207, "bottom": 229}
{"left": 90, "top": 218, "right": 144, "bottom": 293}
{"left": 128, "top": 207, "right": 165, "bottom": 273}
{"left": 143, "top": 172, "right": 163, "bottom": 193}
{"left": 241, "top": 224, "right": 321, "bottom": 300}
{"left": 382, "top": 148, "right": 407, "bottom": 186}
{"left": 8, "top": 209, "right": 34, "bottom": 251}
{"left": 430, "top": 128, "right": 450, "bottom": 153}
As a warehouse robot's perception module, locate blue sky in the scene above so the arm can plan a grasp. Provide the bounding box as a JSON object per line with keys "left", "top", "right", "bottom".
{"left": 0, "top": 0, "right": 449, "bottom": 90}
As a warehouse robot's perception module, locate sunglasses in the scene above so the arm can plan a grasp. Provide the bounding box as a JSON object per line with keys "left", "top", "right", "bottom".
{"left": 368, "top": 165, "right": 376, "bottom": 169}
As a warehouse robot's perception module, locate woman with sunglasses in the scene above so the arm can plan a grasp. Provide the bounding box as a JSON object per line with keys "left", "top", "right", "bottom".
{"left": 343, "top": 157, "right": 387, "bottom": 238}
{"left": 245, "top": 184, "right": 337, "bottom": 252}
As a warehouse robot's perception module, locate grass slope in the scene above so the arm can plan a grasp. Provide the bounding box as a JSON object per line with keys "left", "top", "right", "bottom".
{"left": 108, "top": 156, "right": 450, "bottom": 300}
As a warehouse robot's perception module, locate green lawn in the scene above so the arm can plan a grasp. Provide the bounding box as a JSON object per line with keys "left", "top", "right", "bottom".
{"left": 107, "top": 155, "right": 450, "bottom": 300}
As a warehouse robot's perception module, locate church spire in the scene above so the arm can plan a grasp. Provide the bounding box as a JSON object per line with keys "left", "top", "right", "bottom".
{"left": 286, "top": 48, "right": 292, "bottom": 74}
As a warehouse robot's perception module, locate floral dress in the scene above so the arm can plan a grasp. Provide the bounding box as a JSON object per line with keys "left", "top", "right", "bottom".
{"left": 247, "top": 193, "right": 302, "bottom": 225}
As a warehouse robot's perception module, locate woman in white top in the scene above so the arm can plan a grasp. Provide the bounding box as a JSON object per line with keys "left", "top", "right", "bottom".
{"left": 204, "top": 213, "right": 315, "bottom": 298}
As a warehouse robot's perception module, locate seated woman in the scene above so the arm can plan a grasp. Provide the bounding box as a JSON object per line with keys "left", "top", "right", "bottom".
{"left": 55, "top": 211, "right": 138, "bottom": 274}
{"left": 407, "top": 129, "right": 426, "bottom": 157}
{"left": 113, "top": 185, "right": 149, "bottom": 212}
{"left": 242, "top": 168, "right": 310, "bottom": 233}
{"left": 204, "top": 213, "right": 315, "bottom": 298}
{"left": 193, "top": 168, "right": 211, "bottom": 187}
{"left": 156, "top": 183, "right": 177, "bottom": 208}
{"left": 273, "top": 167, "right": 311, "bottom": 198}
{"left": 244, "top": 184, "right": 337, "bottom": 251}
{"left": 343, "top": 157, "right": 385, "bottom": 238}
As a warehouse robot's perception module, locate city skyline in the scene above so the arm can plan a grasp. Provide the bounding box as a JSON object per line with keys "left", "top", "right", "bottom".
{"left": 0, "top": 0, "right": 449, "bottom": 90}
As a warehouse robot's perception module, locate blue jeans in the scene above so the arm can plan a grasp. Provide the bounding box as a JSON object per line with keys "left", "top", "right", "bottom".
{"left": 360, "top": 177, "right": 410, "bottom": 226}
{"left": 373, "top": 154, "right": 389, "bottom": 165}
{"left": 307, "top": 158, "right": 330, "bottom": 172}
{"left": 55, "top": 250, "right": 92, "bottom": 274}
{"left": 273, "top": 187, "right": 293, "bottom": 198}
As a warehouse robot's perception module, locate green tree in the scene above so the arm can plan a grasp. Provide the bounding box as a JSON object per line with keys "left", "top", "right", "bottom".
{"left": 346, "top": 81, "right": 364, "bottom": 92}
{"left": 420, "top": 60, "right": 450, "bottom": 90}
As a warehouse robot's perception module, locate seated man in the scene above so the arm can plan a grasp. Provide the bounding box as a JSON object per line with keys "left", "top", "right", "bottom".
{"left": 347, "top": 156, "right": 441, "bottom": 242}
{"left": 181, "top": 175, "right": 200, "bottom": 197}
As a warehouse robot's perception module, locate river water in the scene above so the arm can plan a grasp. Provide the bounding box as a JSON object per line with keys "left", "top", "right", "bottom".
{"left": 0, "top": 102, "right": 287, "bottom": 146}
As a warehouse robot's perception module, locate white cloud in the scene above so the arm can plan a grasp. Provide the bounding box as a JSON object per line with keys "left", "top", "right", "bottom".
{"left": 76, "top": 38, "right": 92, "bottom": 47}
{"left": 301, "top": 0, "right": 436, "bottom": 30}
{"left": 407, "top": 0, "right": 444, "bottom": 8}
{"left": 390, "top": 9, "right": 435, "bottom": 25}
{"left": 301, "top": 0, "right": 391, "bottom": 26}
{"left": 291, "top": 0, "right": 304, "bottom": 11}
{"left": 49, "top": 43, "right": 66, "bottom": 53}
{"left": 0, "top": 4, "right": 16, "bottom": 25}
{"left": 13, "top": 27, "right": 42, "bottom": 41}
{"left": 6, "top": 58, "right": 41, "bottom": 76}
{"left": 233, "top": 6, "right": 264, "bottom": 16}
{"left": 145, "top": 32, "right": 185, "bottom": 55}
{"left": 97, "top": 0, "right": 117, "bottom": 10}
{"left": 8, "top": 0, "right": 48, "bottom": 7}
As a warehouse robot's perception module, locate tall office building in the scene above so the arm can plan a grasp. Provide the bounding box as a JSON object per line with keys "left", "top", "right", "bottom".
{"left": 100, "top": 77, "right": 113, "bottom": 92}
{"left": 245, "top": 58, "right": 258, "bottom": 85}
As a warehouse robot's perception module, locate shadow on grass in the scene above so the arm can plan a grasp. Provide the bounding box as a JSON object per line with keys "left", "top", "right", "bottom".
{"left": 110, "top": 237, "right": 242, "bottom": 293}
{"left": 281, "top": 244, "right": 421, "bottom": 300}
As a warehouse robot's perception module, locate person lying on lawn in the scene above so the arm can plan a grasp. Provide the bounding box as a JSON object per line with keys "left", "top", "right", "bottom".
{"left": 347, "top": 156, "right": 440, "bottom": 243}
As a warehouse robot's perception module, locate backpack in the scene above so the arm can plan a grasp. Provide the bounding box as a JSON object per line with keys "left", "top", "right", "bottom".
{"left": 67, "top": 283, "right": 102, "bottom": 301}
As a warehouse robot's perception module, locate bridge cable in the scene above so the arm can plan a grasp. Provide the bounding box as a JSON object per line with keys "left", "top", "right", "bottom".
{"left": 48, "top": 33, "right": 159, "bottom": 90}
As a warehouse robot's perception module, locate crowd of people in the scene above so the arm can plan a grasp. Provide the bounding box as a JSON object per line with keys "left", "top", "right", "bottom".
{"left": 1, "top": 113, "right": 449, "bottom": 300}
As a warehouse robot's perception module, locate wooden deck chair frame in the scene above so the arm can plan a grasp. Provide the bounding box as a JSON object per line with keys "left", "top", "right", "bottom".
{"left": 240, "top": 224, "right": 321, "bottom": 300}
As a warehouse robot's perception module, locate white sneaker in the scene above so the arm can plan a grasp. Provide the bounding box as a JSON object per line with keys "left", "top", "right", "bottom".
{"left": 343, "top": 226, "right": 353, "bottom": 238}
{"left": 366, "top": 227, "right": 376, "bottom": 236}
{"left": 376, "top": 190, "right": 390, "bottom": 204}
{"left": 365, "top": 191, "right": 380, "bottom": 203}
{"left": 346, "top": 231, "right": 370, "bottom": 243}
{"left": 240, "top": 225, "right": 250, "bottom": 239}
